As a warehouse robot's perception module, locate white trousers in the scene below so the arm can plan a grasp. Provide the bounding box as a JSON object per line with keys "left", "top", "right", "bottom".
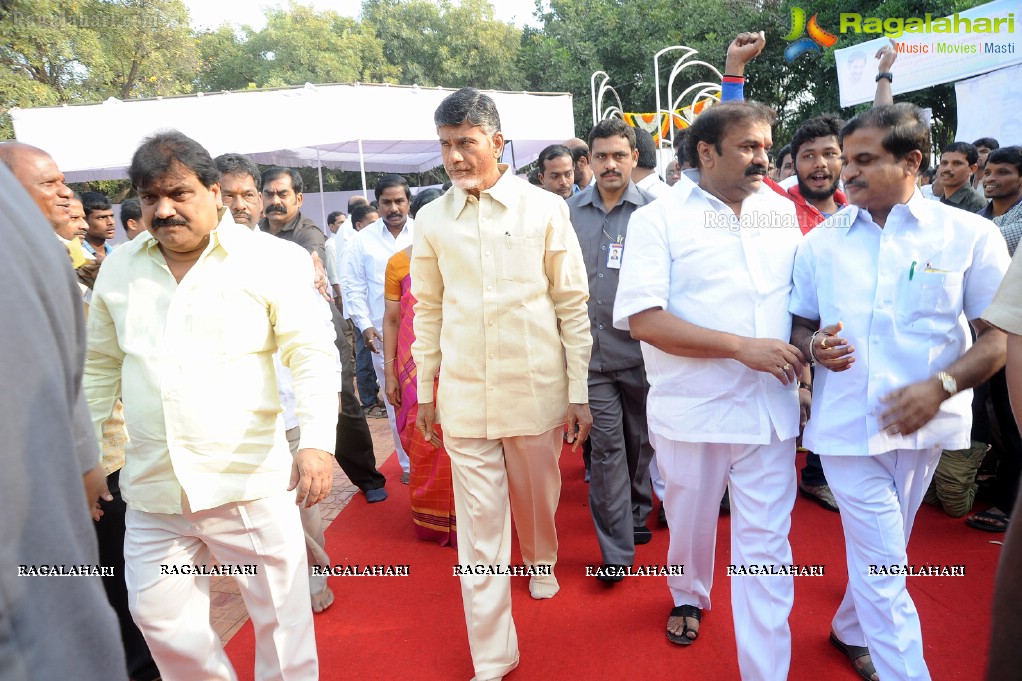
{"left": 371, "top": 346, "right": 409, "bottom": 473}
{"left": 444, "top": 427, "right": 563, "bottom": 680}
{"left": 649, "top": 458, "right": 665, "bottom": 500}
{"left": 822, "top": 448, "right": 941, "bottom": 681}
{"left": 653, "top": 432, "right": 796, "bottom": 681}
{"left": 124, "top": 492, "right": 317, "bottom": 681}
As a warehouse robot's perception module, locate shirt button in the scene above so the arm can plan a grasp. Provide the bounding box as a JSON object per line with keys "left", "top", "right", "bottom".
{"left": 597, "top": 299, "right": 603, "bottom": 305}
{"left": 488, "top": 321, "right": 494, "bottom": 326}
{"left": 485, "top": 250, "right": 490, "bottom": 257}
{"left": 601, "top": 245, "right": 606, "bottom": 250}
{"left": 487, "top": 285, "right": 493, "bottom": 291}
{"left": 489, "top": 353, "right": 494, "bottom": 359}
{"left": 598, "top": 323, "right": 605, "bottom": 330}
{"left": 598, "top": 273, "right": 604, "bottom": 278}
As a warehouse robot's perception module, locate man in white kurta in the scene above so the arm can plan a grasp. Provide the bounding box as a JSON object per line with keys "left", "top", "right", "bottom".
{"left": 85, "top": 131, "right": 338, "bottom": 681}
{"left": 342, "top": 176, "right": 414, "bottom": 475}
{"left": 614, "top": 101, "right": 805, "bottom": 681}
{"left": 789, "top": 104, "right": 1010, "bottom": 681}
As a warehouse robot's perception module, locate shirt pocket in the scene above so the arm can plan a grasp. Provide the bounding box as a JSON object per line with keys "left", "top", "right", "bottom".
{"left": 500, "top": 235, "right": 546, "bottom": 284}
{"left": 900, "top": 270, "right": 964, "bottom": 328}
{"left": 188, "top": 289, "right": 272, "bottom": 358}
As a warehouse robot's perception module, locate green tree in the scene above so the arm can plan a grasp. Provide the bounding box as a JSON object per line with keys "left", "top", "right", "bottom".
{"left": 360, "top": 0, "right": 524, "bottom": 89}
{"left": 195, "top": 4, "right": 399, "bottom": 91}
{"left": 89, "top": 0, "right": 196, "bottom": 99}
{"left": 0, "top": 0, "right": 196, "bottom": 139}
{"left": 518, "top": 0, "right": 990, "bottom": 145}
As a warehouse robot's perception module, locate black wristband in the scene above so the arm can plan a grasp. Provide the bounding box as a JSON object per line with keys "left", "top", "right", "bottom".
{"left": 798, "top": 381, "right": 812, "bottom": 393}
{"left": 722, "top": 74, "right": 745, "bottom": 80}
{"left": 876, "top": 71, "right": 893, "bottom": 83}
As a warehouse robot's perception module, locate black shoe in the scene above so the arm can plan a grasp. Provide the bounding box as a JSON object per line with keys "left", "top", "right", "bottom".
{"left": 594, "top": 564, "right": 626, "bottom": 583}
{"left": 364, "top": 487, "right": 388, "bottom": 503}
{"left": 634, "top": 525, "right": 653, "bottom": 545}
{"left": 657, "top": 505, "right": 668, "bottom": 528}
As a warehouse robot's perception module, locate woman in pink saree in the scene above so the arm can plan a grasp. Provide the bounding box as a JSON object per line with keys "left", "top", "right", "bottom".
{"left": 383, "top": 190, "right": 456, "bottom": 546}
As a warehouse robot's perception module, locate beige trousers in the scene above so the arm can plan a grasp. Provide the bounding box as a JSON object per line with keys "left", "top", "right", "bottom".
{"left": 444, "top": 426, "right": 563, "bottom": 680}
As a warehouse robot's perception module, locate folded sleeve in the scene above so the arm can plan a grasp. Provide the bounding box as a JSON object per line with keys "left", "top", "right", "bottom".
{"left": 982, "top": 244, "right": 1022, "bottom": 334}
{"left": 613, "top": 204, "right": 671, "bottom": 330}
{"left": 788, "top": 237, "right": 821, "bottom": 321}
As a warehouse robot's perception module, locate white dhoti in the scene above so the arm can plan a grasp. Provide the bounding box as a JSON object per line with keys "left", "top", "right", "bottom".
{"left": 286, "top": 426, "right": 331, "bottom": 595}
{"left": 371, "top": 347, "right": 409, "bottom": 473}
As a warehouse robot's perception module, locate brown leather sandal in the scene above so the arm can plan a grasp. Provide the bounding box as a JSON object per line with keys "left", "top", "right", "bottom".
{"left": 829, "top": 632, "right": 878, "bottom": 681}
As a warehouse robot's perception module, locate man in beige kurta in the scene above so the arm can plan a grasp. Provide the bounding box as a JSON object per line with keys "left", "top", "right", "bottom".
{"left": 411, "top": 88, "right": 592, "bottom": 681}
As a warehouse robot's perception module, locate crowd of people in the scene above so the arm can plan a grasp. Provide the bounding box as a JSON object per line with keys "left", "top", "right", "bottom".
{"left": 3, "top": 27, "right": 1022, "bottom": 681}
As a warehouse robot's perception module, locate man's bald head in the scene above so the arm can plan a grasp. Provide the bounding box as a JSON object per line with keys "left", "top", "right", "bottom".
{"left": 0, "top": 142, "right": 74, "bottom": 232}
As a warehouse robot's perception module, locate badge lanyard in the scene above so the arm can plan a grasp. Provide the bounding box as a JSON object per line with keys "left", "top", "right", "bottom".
{"left": 604, "top": 228, "right": 623, "bottom": 269}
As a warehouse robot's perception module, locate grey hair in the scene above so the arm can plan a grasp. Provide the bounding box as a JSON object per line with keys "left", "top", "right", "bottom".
{"left": 434, "top": 87, "right": 501, "bottom": 136}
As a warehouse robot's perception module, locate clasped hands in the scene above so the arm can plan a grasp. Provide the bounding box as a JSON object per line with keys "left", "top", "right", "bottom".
{"left": 810, "top": 321, "right": 943, "bottom": 437}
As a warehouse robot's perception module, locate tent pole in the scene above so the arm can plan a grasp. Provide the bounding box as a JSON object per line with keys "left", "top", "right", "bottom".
{"left": 358, "top": 139, "right": 368, "bottom": 199}
{"left": 316, "top": 150, "right": 326, "bottom": 229}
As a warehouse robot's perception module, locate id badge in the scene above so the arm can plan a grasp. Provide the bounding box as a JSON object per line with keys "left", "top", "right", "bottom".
{"left": 607, "top": 242, "right": 623, "bottom": 269}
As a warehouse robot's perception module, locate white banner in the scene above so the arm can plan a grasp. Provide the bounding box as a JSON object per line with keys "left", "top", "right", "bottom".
{"left": 835, "top": 0, "right": 1020, "bottom": 107}
{"left": 955, "top": 64, "right": 1022, "bottom": 146}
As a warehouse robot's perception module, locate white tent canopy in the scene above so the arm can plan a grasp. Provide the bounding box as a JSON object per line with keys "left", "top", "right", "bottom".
{"left": 11, "top": 83, "right": 575, "bottom": 182}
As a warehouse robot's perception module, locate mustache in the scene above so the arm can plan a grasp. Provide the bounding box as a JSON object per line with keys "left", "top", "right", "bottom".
{"left": 264, "top": 204, "right": 287, "bottom": 214}
{"left": 151, "top": 217, "right": 188, "bottom": 228}
{"left": 845, "top": 180, "right": 868, "bottom": 189}
{"left": 745, "top": 164, "right": 768, "bottom": 177}
{"left": 601, "top": 170, "right": 621, "bottom": 178}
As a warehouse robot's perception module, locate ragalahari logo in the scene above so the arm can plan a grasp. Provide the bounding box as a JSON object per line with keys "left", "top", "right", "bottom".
{"left": 784, "top": 7, "right": 838, "bottom": 61}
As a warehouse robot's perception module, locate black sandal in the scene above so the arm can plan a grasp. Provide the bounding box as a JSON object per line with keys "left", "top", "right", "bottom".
{"left": 667, "top": 605, "right": 701, "bottom": 646}
{"left": 966, "top": 508, "right": 1009, "bottom": 532}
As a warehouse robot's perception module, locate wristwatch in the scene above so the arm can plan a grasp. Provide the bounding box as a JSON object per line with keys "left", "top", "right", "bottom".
{"left": 876, "top": 71, "right": 893, "bottom": 83}
{"left": 936, "top": 371, "right": 958, "bottom": 397}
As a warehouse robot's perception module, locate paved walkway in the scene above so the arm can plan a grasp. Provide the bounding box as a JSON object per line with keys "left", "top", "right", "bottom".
{"left": 210, "top": 416, "right": 397, "bottom": 644}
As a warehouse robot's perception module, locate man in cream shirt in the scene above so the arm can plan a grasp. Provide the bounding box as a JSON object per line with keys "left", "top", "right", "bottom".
{"left": 84, "top": 131, "right": 338, "bottom": 680}
{"left": 412, "top": 88, "right": 592, "bottom": 681}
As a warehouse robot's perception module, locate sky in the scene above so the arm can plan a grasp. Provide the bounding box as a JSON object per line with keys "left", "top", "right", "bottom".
{"left": 182, "top": 0, "right": 544, "bottom": 32}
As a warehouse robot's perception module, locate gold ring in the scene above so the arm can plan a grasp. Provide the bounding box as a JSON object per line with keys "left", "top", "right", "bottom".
{"left": 783, "top": 364, "right": 791, "bottom": 371}
{"left": 821, "top": 338, "right": 829, "bottom": 349}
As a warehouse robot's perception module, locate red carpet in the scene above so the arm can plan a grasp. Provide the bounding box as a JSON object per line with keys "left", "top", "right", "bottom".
{"left": 226, "top": 448, "right": 997, "bottom": 680}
